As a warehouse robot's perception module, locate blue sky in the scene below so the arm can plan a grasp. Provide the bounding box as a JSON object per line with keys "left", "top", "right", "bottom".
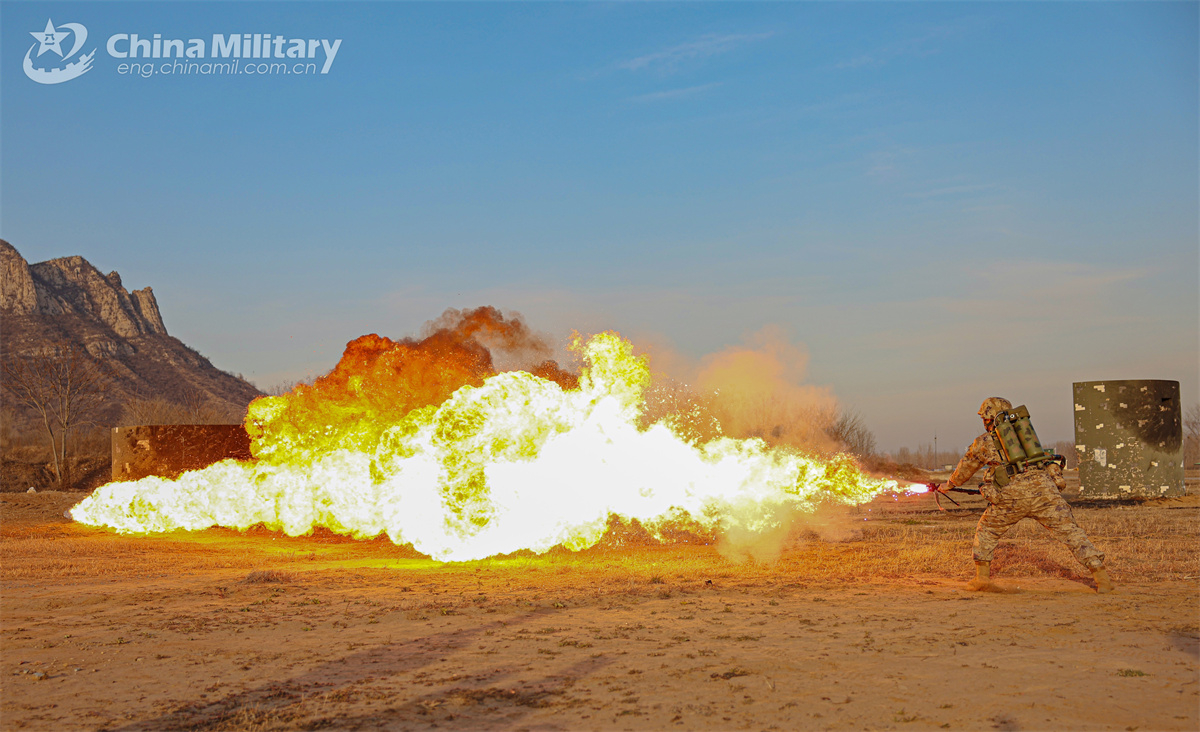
{"left": 3, "top": 1, "right": 1197, "bottom": 452}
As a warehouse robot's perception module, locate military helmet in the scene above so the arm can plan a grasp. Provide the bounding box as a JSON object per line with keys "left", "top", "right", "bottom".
{"left": 978, "top": 397, "right": 1013, "bottom": 423}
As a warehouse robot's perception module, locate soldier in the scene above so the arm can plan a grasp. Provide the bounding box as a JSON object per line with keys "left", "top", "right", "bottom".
{"left": 938, "top": 397, "right": 1113, "bottom": 594}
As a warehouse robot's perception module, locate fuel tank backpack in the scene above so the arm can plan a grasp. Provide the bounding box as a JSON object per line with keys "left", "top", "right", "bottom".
{"left": 987, "top": 405, "right": 1066, "bottom": 487}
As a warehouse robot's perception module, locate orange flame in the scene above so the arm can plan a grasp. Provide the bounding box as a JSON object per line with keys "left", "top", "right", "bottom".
{"left": 246, "top": 307, "right": 575, "bottom": 466}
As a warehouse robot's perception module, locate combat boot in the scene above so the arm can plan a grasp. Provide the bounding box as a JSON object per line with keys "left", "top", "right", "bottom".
{"left": 1092, "top": 566, "right": 1113, "bottom": 594}
{"left": 966, "top": 561, "right": 991, "bottom": 591}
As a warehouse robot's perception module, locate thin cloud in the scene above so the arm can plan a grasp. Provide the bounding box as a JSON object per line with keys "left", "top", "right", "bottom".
{"left": 962, "top": 204, "right": 1014, "bottom": 213}
{"left": 793, "top": 92, "right": 876, "bottom": 117}
{"left": 865, "top": 148, "right": 917, "bottom": 182}
{"left": 970, "top": 261, "right": 1152, "bottom": 302}
{"left": 836, "top": 22, "right": 968, "bottom": 70}
{"left": 906, "top": 183, "right": 998, "bottom": 199}
{"left": 897, "top": 260, "right": 1150, "bottom": 307}
{"left": 885, "top": 261, "right": 1156, "bottom": 337}
{"left": 620, "top": 32, "right": 774, "bottom": 74}
{"left": 628, "top": 82, "right": 723, "bottom": 103}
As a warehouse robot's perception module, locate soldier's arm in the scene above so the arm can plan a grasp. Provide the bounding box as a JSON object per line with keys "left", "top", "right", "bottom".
{"left": 947, "top": 435, "right": 993, "bottom": 488}
{"left": 1045, "top": 462, "right": 1067, "bottom": 490}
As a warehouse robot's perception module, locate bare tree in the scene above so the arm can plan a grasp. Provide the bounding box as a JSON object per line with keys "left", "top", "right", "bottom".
{"left": 826, "top": 409, "right": 877, "bottom": 457}
{"left": 1053, "top": 440, "right": 1080, "bottom": 469}
{"left": 181, "top": 385, "right": 225, "bottom": 423}
{"left": 121, "top": 385, "right": 243, "bottom": 427}
{"left": 121, "top": 394, "right": 190, "bottom": 426}
{"left": 2, "top": 344, "right": 111, "bottom": 490}
{"left": 1184, "top": 403, "right": 1200, "bottom": 468}
{"left": 264, "top": 379, "right": 300, "bottom": 397}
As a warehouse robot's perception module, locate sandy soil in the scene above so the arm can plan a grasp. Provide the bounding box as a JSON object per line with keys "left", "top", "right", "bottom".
{"left": 2, "top": 486, "right": 1197, "bottom": 731}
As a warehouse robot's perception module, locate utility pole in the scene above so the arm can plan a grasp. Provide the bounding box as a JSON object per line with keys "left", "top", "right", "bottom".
{"left": 934, "top": 431, "right": 938, "bottom": 470}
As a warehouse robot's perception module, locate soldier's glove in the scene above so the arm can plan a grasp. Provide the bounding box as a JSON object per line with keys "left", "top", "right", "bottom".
{"left": 937, "top": 481, "right": 955, "bottom": 494}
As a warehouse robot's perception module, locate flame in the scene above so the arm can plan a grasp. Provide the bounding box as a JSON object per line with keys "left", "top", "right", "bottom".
{"left": 906, "top": 483, "right": 931, "bottom": 494}
{"left": 72, "top": 312, "right": 900, "bottom": 561}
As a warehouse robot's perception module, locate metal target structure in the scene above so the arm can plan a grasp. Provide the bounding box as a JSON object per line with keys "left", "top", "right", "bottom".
{"left": 1073, "top": 380, "right": 1184, "bottom": 498}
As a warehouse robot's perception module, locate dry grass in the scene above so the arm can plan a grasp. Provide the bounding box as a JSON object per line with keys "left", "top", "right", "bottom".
{"left": 2, "top": 489, "right": 1196, "bottom": 732}
{"left": 241, "top": 569, "right": 299, "bottom": 584}
{"left": 201, "top": 704, "right": 296, "bottom": 732}
{"left": 1, "top": 491, "right": 1196, "bottom": 593}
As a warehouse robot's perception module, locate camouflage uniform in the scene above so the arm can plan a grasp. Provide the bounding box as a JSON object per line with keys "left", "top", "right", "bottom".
{"left": 949, "top": 432, "right": 1105, "bottom": 570}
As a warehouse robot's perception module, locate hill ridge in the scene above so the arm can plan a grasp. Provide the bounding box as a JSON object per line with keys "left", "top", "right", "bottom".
{"left": 1, "top": 239, "right": 262, "bottom": 419}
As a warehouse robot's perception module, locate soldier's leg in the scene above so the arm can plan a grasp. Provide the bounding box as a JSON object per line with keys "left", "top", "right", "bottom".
{"left": 970, "top": 504, "right": 1024, "bottom": 590}
{"left": 1030, "top": 488, "right": 1112, "bottom": 593}
{"left": 973, "top": 504, "right": 1024, "bottom": 564}
{"left": 1030, "top": 490, "right": 1105, "bottom": 569}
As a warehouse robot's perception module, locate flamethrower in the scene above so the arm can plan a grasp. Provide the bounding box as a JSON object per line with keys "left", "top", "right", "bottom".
{"left": 925, "top": 481, "right": 981, "bottom": 512}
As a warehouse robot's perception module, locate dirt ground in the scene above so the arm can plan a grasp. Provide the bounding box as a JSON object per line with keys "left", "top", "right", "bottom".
{"left": 2, "top": 475, "right": 1198, "bottom": 731}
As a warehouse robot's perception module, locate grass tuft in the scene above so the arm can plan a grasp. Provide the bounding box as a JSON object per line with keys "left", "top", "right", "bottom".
{"left": 242, "top": 569, "right": 297, "bottom": 584}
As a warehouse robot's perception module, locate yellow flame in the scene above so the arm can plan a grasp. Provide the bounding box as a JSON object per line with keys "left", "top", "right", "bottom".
{"left": 71, "top": 333, "right": 898, "bottom": 561}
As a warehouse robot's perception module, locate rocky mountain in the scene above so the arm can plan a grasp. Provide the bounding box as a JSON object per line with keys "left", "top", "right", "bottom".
{"left": 1, "top": 239, "right": 262, "bottom": 422}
